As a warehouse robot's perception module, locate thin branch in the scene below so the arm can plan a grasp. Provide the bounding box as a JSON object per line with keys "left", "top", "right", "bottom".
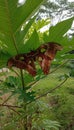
{"left": 20, "top": 69, "right": 25, "bottom": 90}
{"left": 0, "top": 104, "right": 21, "bottom": 108}
{"left": 0, "top": 104, "right": 21, "bottom": 116}
{"left": 0, "top": 76, "right": 68, "bottom": 108}
{"left": 7, "top": 106, "right": 21, "bottom": 116}
{"left": 2, "top": 94, "right": 13, "bottom": 105}
{"left": 35, "top": 78, "right": 68, "bottom": 101}
{"left": 27, "top": 78, "right": 68, "bottom": 105}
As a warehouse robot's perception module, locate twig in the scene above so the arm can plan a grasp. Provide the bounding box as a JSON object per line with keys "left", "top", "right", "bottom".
{"left": 2, "top": 94, "right": 13, "bottom": 105}
{"left": 27, "top": 78, "right": 68, "bottom": 105}
{"left": 0, "top": 78, "right": 67, "bottom": 118}
{"left": 35, "top": 78, "right": 68, "bottom": 101}
{"left": 20, "top": 69, "right": 25, "bottom": 90}
{"left": 0, "top": 104, "right": 21, "bottom": 116}
{"left": 0, "top": 104, "right": 21, "bottom": 108}
{"left": 7, "top": 106, "right": 21, "bottom": 116}
{"left": 22, "top": 78, "right": 68, "bottom": 119}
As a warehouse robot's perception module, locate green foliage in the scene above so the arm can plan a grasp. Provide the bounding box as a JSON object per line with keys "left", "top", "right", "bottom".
{"left": 43, "top": 17, "right": 74, "bottom": 60}
{"left": 26, "top": 100, "right": 60, "bottom": 130}
{"left": 32, "top": 119, "right": 60, "bottom": 130}
{"left": 0, "top": 50, "right": 11, "bottom": 68}
{"left": 0, "top": 0, "right": 44, "bottom": 33}
{"left": 49, "top": 17, "right": 73, "bottom": 42}
{"left": 0, "top": 0, "right": 44, "bottom": 57}
{"left": 43, "top": 17, "right": 74, "bottom": 42}
{"left": 22, "top": 30, "right": 40, "bottom": 53}
{"left": 49, "top": 92, "right": 74, "bottom": 130}
{"left": 27, "top": 18, "right": 50, "bottom": 39}
{"left": 15, "top": 15, "right": 37, "bottom": 46}
{"left": 0, "top": 75, "right": 35, "bottom": 103}
{"left": 0, "top": 0, "right": 74, "bottom": 130}
{"left": 70, "top": 69, "right": 74, "bottom": 77}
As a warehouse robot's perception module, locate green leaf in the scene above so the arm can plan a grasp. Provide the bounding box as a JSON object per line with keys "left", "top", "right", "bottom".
{"left": 0, "top": 0, "right": 44, "bottom": 55}
{"left": 70, "top": 69, "right": 74, "bottom": 77}
{"left": 15, "top": 15, "right": 37, "bottom": 46}
{"left": 19, "top": 30, "right": 40, "bottom": 53}
{"left": 56, "top": 36, "right": 74, "bottom": 60}
{"left": 18, "top": 90, "right": 35, "bottom": 102}
{"left": 0, "top": 0, "right": 44, "bottom": 68}
{"left": 43, "top": 17, "right": 74, "bottom": 43}
{"left": 0, "top": 50, "right": 11, "bottom": 68}
{"left": 49, "top": 17, "right": 74, "bottom": 42}
{"left": 0, "top": 0, "right": 44, "bottom": 34}
{"left": 30, "top": 18, "right": 50, "bottom": 32}
{"left": 24, "top": 74, "right": 34, "bottom": 85}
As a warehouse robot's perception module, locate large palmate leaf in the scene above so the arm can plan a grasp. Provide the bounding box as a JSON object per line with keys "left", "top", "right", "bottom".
{"left": 0, "top": 0, "right": 44, "bottom": 53}
{"left": 43, "top": 17, "right": 74, "bottom": 43}
{"left": 49, "top": 17, "right": 74, "bottom": 42}
{"left": 0, "top": 0, "right": 44, "bottom": 34}
{"left": 0, "top": 0, "right": 44, "bottom": 68}
{"left": 43, "top": 17, "right": 74, "bottom": 60}
{"left": 0, "top": 16, "right": 36, "bottom": 55}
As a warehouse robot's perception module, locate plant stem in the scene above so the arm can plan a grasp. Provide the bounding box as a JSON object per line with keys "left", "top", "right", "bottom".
{"left": 20, "top": 69, "right": 25, "bottom": 90}
{"left": 20, "top": 69, "right": 28, "bottom": 130}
